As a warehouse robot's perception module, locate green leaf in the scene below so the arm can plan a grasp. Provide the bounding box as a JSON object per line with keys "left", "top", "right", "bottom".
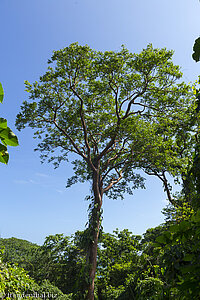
{"left": 0, "top": 118, "right": 7, "bottom": 129}
{"left": 192, "top": 37, "right": 200, "bottom": 62}
{"left": 0, "top": 83, "right": 4, "bottom": 103}
{"left": 0, "top": 143, "right": 9, "bottom": 164}
{"left": 0, "top": 127, "right": 19, "bottom": 146}
{"left": 0, "top": 82, "right": 19, "bottom": 164}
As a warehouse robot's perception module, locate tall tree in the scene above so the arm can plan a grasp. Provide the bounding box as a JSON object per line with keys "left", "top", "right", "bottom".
{"left": 16, "top": 43, "right": 195, "bottom": 299}
{"left": 0, "top": 82, "right": 19, "bottom": 163}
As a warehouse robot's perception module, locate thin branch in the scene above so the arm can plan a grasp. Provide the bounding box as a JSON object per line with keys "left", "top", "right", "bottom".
{"left": 70, "top": 85, "right": 96, "bottom": 170}
{"left": 96, "top": 124, "right": 120, "bottom": 161}
{"left": 97, "top": 78, "right": 149, "bottom": 161}
{"left": 133, "top": 102, "right": 159, "bottom": 112}
{"left": 122, "top": 93, "right": 144, "bottom": 120}
{"left": 97, "top": 79, "right": 149, "bottom": 161}
{"left": 101, "top": 154, "right": 132, "bottom": 181}
{"left": 122, "top": 76, "right": 149, "bottom": 119}
{"left": 162, "top": 171, "right": 176, "bottom": 206}
{"left": 103, "top": 168, "right": 123, "bottom": 192}
{"left": 145, "top": 169, "right": 178, "bottom": 207}
{"left": 89, "top": 132, "right": 99, "bottom": 155}
{"left": 125, "top": 106, "right": 146, "bottom": 118}
{"left": 108, "top": 81, "right": 120, "bottom": 120}
{"left": 119, "top": 91, "right": 137, "bottom": 113}
{"left": 101, "top": 138, "right": 129, "bottom": 173}
{"left": 53, "top": 120, "right": 96, "bottom": 171}
{"left": 70, "top": 86, "right": 90, "bottom": 151}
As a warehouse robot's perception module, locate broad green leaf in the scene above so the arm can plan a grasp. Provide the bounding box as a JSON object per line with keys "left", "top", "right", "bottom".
{"left": 0, "top": 127, "right": 19, "bottom": 146}
{"left": 0, "top": 152, "right": 9, "bottom": 164}
{"left": 0, "top": 83, "right": 4, "bottom": 103}
{"left": 0, "top": 118, "right": 7, "bottom": 129}
{"left": 0, "top": 82, "right": 19, "bottom": 164}
{"left": 0, "top": 143, "right": 9, "bottom": 164}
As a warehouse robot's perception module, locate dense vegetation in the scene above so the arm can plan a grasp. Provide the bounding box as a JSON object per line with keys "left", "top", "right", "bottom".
{"left": 1, "top": 40, "right": 200, "bottom": 298}
{"left": 15, "top": 43, "right": 197, "bottom": 299}
{"left": 1, "top": 160, "right": 200, "bottom": 299}
{"left": 1, "top": 141, "right": 200, "bottom": 298}
{"left": 0, "top": 247, "right": 70, "bottom": 299}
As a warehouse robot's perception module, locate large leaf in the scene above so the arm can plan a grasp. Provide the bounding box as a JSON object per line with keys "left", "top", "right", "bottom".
{"left": 0, "top": 127, "right": 19, "bottom": 146}
{"left": 0, "top": 82, "right": 4, "bottom": 103}
{"left": 0, "top": 83, "right": 19, "bottom": 164}
{"left": 0, "top": 118, "right": 8, "bottom": 129}
{"left": 0, "top": 143, "right": 9, "bottom": 164}
{"left": 192, "top": 37, "right": 200, "bottom": 62}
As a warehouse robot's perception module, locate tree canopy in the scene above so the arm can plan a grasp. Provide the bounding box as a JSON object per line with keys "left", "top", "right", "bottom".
{"left": 16, "top": 43, "right": 195, "bottom": 192}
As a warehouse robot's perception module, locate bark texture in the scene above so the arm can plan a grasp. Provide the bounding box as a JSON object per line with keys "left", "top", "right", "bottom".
{"left": 87, "top": 167, "right": 103, "bottom": 300}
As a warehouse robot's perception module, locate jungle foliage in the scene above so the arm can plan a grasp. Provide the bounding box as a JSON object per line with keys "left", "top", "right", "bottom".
{"left": 0, "top": 82, "right": 18, "bottom": 164}
{"left": 1, "top": 207, "right": 200, "bottom": 300}
{"left": 0, "top": 248, "right": 70, "bottom": 300}
{"left": 1, "top": 42, "right": 200, "bottom": 299}
{"left": 15, "top": 43, "right": 197, "bottom": 299}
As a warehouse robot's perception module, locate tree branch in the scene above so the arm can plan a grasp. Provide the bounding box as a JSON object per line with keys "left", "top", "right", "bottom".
{"left": 101, "top": 138, "right": 129, "bottom": 173}
{"left": 108, "top": 81, "right": 120, "bottom": 121}
{"left": 96, "top": 124, "right": 120, "bottom": 162}
{"left": 145, "top": 169, "right": 178, "bottom": 207}
{"left": 103, "top": 168, "right": 123, "bottom": 192}
{"left": 70, "top": 85, "right": 96, "bottom": 171}
{"left": 122, "top": 76, "right": 149, "bottom": 119}
{"left": 52, "top": 120, "right": 96, "bottom": 171}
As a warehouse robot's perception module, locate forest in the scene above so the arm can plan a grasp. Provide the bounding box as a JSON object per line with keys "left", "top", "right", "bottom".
{"left": 1, "top": 2, "right": 200, "bottom": 299}
{"left": 0, "top": 38, "right": 200, "bottom": 299}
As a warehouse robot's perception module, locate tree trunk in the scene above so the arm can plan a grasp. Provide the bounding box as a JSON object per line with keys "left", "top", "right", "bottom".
{"left": 86, "top": 168, "right": 102, "bottom": 300}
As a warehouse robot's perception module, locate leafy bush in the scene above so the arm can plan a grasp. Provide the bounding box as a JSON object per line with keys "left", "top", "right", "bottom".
{"left": 136, "top": 277, "right": 163, "bottom": 300}
{"left": 0, "top": 250, "right": 36, "bottom": 299}
{"left": 0, "top": 250, "right": 70, "bottom": 299}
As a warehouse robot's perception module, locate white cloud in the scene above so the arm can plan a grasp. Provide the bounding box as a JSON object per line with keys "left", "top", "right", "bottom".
{"left": 35, "top": 172, "right": 49, "bottom": 178}
{"left": 14, "top": 179, "right": 39, "bottom": 185}
{"left": 29, "top": 179, "right": 39, "bottom": 184}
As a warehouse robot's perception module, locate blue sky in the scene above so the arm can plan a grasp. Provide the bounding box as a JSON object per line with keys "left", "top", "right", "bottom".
{"left": 0, "top": 0, "right": 200, "bottom": 245}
